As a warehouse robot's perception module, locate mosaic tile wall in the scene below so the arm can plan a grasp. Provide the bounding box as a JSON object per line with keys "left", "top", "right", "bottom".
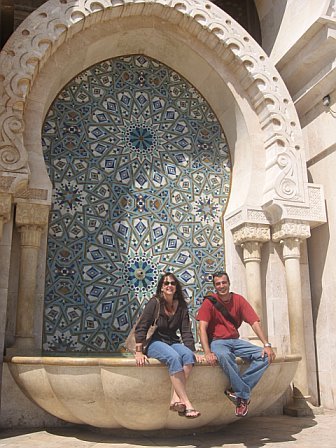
{"left": 42, "top": 55, "right": 231, "bottom": 353}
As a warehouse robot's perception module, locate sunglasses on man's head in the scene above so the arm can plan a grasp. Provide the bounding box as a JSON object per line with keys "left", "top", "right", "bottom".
{"left": 163, "top": 281, "right": 176, "bottom": 286}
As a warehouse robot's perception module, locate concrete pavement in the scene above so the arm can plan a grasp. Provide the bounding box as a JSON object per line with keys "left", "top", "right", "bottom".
{"left": 1, "top": 411, "right": 336, "bottom": 447}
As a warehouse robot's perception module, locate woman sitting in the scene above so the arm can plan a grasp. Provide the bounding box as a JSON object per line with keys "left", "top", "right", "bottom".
{"left": 134, "top": 272, "right": 201, "bottom": 418}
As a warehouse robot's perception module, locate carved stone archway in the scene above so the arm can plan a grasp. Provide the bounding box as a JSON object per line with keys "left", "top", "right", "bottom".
{"left": 0, "top": 0, "right": 325, "bottom": 220}
{"left": 0, "top": 0, "right": 326, "bottom": 410}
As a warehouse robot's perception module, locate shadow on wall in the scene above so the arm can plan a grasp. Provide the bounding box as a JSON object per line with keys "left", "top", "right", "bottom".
{"left": 306, "top": 166, "right": 330, "bottom": 331}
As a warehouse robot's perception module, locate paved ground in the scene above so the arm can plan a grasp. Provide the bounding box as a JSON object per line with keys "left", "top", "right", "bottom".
{"left": 1, "top": 411, "right": 336, "bottom": 447}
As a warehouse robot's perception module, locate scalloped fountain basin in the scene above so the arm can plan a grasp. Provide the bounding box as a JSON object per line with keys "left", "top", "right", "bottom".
{"left": 6, "top": 354, "right": 300, "bottom": 430}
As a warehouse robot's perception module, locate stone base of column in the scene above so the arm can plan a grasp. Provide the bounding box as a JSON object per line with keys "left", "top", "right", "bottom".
{"left": 283, "top": 387, "right": 324, "bottom": 417}
{"left": 6, "top": 337, "right": 39, "bottom": 356}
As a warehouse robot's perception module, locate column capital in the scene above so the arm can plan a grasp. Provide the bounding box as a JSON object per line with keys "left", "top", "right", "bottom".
{"left": 280, "top": 237, "right": 302, "bottom": 260}
{"left": 232, "top": 223, "right": 271, "bottom": 246}
{"left": 241, "top": 240, "right": 263, "bottom": 263}
{"left": 15, "top": 202, "right": 49, "bottom": 229}
{"left": 272, "top": 220, "right": 311, "bottom": 242}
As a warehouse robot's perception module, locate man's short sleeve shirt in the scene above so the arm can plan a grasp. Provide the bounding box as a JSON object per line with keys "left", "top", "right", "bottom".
{"left": 196, "top": 293, "right": 260, "bottom": 340}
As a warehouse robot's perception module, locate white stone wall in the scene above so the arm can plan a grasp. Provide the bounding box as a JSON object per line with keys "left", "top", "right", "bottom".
{"left": 256, "top": 0, "right": 331, "bottom": 63}
{"left": 0, "top": 0, "right": 331, "bottom": 426}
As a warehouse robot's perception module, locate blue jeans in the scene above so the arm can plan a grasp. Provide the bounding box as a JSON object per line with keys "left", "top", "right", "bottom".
{"left": 147, "top": 340, "right": 195, "bottom": 375}
{"left": 211, "top": 338, "right": 269, "bottom": 400}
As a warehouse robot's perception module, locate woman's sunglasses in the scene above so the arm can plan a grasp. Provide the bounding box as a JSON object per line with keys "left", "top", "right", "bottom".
{"left": 163, "top": 281, "right": 176, "bottom": 286}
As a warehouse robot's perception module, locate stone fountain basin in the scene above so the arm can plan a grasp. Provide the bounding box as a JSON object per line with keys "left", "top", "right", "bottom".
{"left": 6, "top": 354, "right": 300, "bottom": 430}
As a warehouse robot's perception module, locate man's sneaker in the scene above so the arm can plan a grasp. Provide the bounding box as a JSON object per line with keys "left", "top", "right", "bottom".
{"left": 235, "top": 398, "right": 249, "bottom": 417}
{"left": 224, "top": 389, "right": 238, "bottom": 405}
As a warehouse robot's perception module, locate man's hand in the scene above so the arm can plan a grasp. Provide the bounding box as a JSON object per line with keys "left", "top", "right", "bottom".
{"left": 204, "top": 351, "right": 218, "bottom": 366}
{"left": 262, "top": 346, "right": 276, "bottom": 364}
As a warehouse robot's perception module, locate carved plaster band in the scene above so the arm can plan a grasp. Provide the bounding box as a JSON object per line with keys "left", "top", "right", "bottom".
{"left": 272, "top": 220, "right": 311, "bottom": 242}
{"left": 0, "top": 192, "right": 12, "bottom": 239}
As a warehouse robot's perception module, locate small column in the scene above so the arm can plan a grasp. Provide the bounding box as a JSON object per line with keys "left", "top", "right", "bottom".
{"left": 0, "top": 193, "right": 12, "bottom": 240}
{"left": 233, "top": 224, "right": 270, "bottom": 339}
{"left": 13, "top": 202, "right": 49, "bottom": 353}
{"left": 272, "top": 221, "right": 311, "bottom": 415}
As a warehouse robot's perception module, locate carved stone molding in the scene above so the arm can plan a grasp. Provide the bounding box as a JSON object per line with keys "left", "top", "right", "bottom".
{"left": 0, "top": 173, "right": 29, "bottom": 194}
{"left": 226, "top": 206, "right": 270, "bottom": 230}
{"left": 232, "top": 223, "right": 271, "bottom": 246}
{"left": 18, "top": 225, "right": 44, "bottom": 247}
{"left": 0, "top": 0, "right": 319, "bottom": 212}
{"left": 15, "top": 202, "right": 50, "bottom": 228}
{"left": 272, "top": 220, "right": 311, "bottom": 242}
{"left": 280, "top": 237, "right": 302, "bottom": 260}
{"left": 0, "top": 192, "right": 12, "bottom": 223}
{"left": 15, "top": 187, "right": 49, "bottom": 201}
{"left": 241, "top": 240, "right": 263, "bottom": 263}
{"left": 0, "top": 192, "right": 13, "bottom": 239}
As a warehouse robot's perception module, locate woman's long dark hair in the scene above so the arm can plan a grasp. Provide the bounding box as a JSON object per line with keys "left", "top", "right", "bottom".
{"left": 156, "top": 272, "right": 186, "bottom": 305}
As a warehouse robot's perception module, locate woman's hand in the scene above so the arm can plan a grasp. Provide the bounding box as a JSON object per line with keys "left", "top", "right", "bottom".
{"left": 135, "top": 351, "right": 149, "bottom": 366}
{"left": 194, "top": 352, "right": 205, "bottom": 363}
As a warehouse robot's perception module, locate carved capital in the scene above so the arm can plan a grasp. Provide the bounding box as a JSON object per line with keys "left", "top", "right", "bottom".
{"left": 18, "top": 225, "right": 43, "bottom": 247}
{"left": 280, "top": 237, "right": 301, "bottom": 260}
{"left": 15, "top": 202, "right": 49, "bottom": 228}
{"left": 272, "top": 220, "right": 310, "bottom": 242}
{"left": 241, "top": 241, "right": 262, "bottom": 263}
{"left": 232, "top": 223, "right": 271, "bottom": 245}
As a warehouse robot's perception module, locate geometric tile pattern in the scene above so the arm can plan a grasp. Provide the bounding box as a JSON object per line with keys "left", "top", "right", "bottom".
{"left": 41, "top": 55, "right": 231, "bottom": 353}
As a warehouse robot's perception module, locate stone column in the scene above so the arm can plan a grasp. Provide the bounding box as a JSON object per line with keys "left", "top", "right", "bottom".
{"left": 232, "top": 224, "right": 270, "bottom": 340}
{"left": 0, "top": 193, "right": 12, "bottom": 240}
{"left": 13, "top": 202, "right": 49, "bottom": 353}
{"left": 272, "top": 221, "right": 312, "bottom": 414}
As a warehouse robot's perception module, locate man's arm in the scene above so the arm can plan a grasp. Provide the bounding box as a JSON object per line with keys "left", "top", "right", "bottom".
{"left": 198, "top": 320, "right": 217, "bottom": 366}
{"left": 251, "top": 321, "right": 276, "bottom": 364}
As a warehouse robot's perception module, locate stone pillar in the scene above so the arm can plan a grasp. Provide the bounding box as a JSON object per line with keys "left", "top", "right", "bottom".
{"left": 232, "top": 224, "right": 270, "bottom": 339}
{"left": 0, "top": 193, "right": 12, "bottom": 240}
{"left": 12, "top": 202, "right": 49, "bottom": 353}
{"left": 272, "top": 221, "right": 312, "bottom": 415}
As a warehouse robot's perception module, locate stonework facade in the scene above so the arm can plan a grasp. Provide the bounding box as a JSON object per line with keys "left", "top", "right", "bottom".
{"left": 0, "top": 0, "right": 335, "bottom": 428}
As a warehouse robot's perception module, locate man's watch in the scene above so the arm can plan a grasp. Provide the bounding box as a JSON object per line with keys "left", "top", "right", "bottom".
{"left": 264, "top": 342, "right": 272, "bottom": 347}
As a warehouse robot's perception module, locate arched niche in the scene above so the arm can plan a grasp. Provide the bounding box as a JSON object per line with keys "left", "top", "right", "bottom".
{"left": 0, "top": 0, "right": 326, "bottom": 353}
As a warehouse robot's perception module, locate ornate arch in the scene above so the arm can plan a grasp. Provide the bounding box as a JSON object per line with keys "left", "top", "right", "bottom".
{"left": 0, "top": 0, "right": 325, "bottom": 225}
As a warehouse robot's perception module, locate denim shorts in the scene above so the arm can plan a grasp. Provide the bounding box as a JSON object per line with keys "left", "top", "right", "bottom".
{"left": 147, "top": 340, "right": 195, "bottom": 375}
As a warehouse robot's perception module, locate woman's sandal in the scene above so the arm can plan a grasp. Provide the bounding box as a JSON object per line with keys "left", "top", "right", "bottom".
{"left": 169, "top": 402, "right": 186, "bottom": 413}
{"left": 183, "top": 409, "right": 201, "bottom": 419}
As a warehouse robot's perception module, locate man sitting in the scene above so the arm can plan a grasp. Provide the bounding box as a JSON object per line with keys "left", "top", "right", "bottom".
{"left": 197, "top": 271, "right": 275, "bottom": 417}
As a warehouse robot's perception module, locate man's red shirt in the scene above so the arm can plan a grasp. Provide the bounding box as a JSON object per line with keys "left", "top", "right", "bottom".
{"left": 196, "top": 292, "right": 260, "bottom": 340}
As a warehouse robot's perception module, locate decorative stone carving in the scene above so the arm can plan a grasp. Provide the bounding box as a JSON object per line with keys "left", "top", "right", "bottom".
{"left": 272, "top": 220, "right": 311, "bottom": 242}
{"left": 280, "top": 237, "right": 301, "bottom": 260}
{"left": 0, "top": 192, "right": 12, "bottom": 239}
{"left": 0, "top": 192, "right": 12, "bottom": 222}
{"left": 15, "top": 202, "right": 49, "bottom": 228}
{"left": 232, "top": 224, "right": 270, "bottom": 245}
{"left": 226, "top": 206, "right": 270, "bottom": 230}
{"left": 240, "top": 240, "right": 263, "bottom": 263}
{"left": 15, "top": 188, "right": 48, "bottom": 201}
{"left": 0, "top": 173, "right": 29, "bottom": 194}
{"left": 0, "top": 0, "right": 324, "bottom": 219}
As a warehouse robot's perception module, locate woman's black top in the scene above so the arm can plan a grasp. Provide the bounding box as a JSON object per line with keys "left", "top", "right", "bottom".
{"left": 135, "top": 296, "right": 195, "bottom": 351}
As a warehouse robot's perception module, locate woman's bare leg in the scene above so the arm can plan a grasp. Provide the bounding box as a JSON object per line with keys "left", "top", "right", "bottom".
{"left": 169, "top": 370, "right": 200, "bottom": 417}
{"left": 170, "top": 364, "right": 193, "bottom": 404}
